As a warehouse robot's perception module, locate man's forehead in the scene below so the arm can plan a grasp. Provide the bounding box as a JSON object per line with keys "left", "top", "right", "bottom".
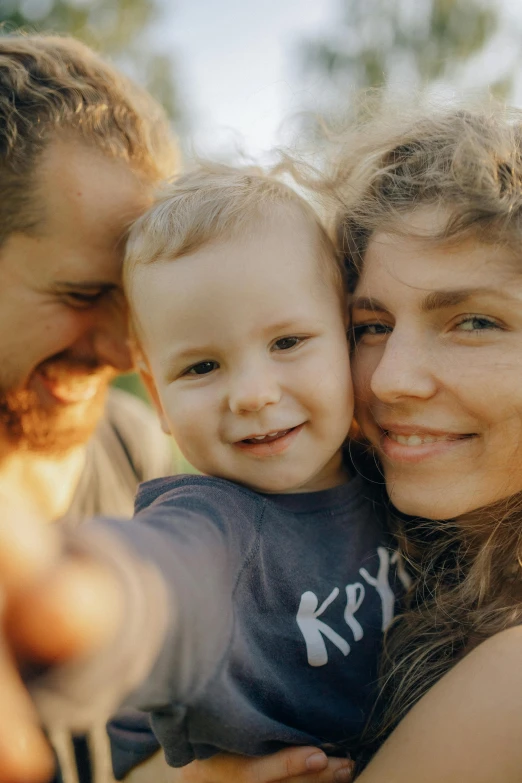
{"left": 35, "top": 138, "right": 151, "bottom": 241}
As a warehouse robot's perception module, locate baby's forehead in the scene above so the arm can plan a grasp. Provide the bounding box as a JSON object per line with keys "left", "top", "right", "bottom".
{"left": 130, "top": 217, "right": 339, "bottom": 332}
{"left": 127, "top": 197, "right": 345, "bottom": 341}
{"left": 132, "top": 201, "right": 324, "bottom": 279}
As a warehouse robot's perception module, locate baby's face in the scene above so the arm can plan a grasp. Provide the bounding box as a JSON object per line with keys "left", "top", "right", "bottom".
{"left": 133, "top": 206, "right": 353, "bottom": 493}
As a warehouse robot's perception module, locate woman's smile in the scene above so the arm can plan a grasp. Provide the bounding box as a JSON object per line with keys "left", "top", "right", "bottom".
{"left": 351, "top": 209, "right": 522, "bottom": 518}
{"left": 379, "top": 425, "right": 477, "bottom": 464}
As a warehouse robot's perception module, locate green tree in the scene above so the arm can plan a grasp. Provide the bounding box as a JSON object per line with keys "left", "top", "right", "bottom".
{"left": 300, "top": 0, "right": 519, "bottom": 122}
{"left": 0, "top": 0, "right": 182, "bottom": 122}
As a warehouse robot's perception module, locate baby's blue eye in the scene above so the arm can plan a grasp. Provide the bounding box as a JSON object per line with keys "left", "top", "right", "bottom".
{"left": 186, "top": 361, "right": 219, "bottom": 376}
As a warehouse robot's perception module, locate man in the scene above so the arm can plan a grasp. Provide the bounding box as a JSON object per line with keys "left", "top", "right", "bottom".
{"left": 0, "top": 33, "right": 176, "bottom": 782}
{"left": 0, "top": 34, "right": 347, "bottom": 783}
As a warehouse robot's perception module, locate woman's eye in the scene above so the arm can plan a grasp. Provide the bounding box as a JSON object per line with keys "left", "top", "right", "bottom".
{"left": 351, "top": 323, "right": 392, "bottom": 342}
{"left": 272, "top": 336, "right": 303, "bottom": 351}
{"left": 454, "top": 315, "right": 501, "bottom": 332}
{"left": 185, "top": 361, "right": 219, "bottom": 376}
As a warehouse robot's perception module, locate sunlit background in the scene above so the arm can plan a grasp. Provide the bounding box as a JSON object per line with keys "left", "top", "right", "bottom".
{"left": 3, "top": 0, "right": 522, "bottom": 436}
{"left": 4, "top": 0, "right": 522, "bottom": 158}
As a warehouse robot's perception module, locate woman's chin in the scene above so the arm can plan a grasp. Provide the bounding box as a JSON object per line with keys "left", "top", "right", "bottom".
{"left": 388, "top": 486, "right": 468, "bottom": 520}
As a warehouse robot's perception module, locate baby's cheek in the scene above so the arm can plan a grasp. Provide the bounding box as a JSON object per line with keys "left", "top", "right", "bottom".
{"left": 166, "top": 397, "right": 206, "bottom": 453}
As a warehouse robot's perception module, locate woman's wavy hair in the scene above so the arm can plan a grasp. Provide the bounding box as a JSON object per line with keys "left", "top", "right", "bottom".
{"left": 0, "top": 33, "right": 178, "bottom": 243}
{"left": 313, "top": 98, "right": 522, "bottom": 753}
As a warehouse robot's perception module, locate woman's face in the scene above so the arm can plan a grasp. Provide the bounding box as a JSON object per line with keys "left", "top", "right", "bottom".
{"left": 351, "top": 208, "right": 522, "bottom": 519}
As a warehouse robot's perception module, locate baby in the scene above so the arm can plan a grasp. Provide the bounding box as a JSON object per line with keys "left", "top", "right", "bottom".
{"left": 29, "top": 164, "right": 406, "bottom": 772}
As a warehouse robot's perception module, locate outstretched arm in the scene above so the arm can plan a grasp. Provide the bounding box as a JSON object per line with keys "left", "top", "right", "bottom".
{"left": 0, "top": 496, "right": 125, "bottom": 783}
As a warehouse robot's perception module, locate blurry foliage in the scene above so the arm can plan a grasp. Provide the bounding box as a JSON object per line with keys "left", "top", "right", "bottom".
{"left": 0, "top": 0, "right": 182, "bottom": 122}
{"left": 300, "top": 0, "right": 518, "bottom": 126}
{"left": 114, "top": 373, "right": 197, "bottom": 473}
{"left": 113, "top": 371, "right": 150, "bottom": 405}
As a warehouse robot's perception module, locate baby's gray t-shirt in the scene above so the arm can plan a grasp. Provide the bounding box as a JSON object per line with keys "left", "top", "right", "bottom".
{"left": 107, "top": 472, "right": 405, "bottom": 767}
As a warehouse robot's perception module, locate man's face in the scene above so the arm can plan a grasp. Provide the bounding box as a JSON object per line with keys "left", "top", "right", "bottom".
{"left": 0, "top": 140, "right": 151, "bottom": 454}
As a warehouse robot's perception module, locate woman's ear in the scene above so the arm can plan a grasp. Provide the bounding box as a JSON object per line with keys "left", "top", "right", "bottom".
{"left": 137, "top": 357, "right": 172, "bottom": 436}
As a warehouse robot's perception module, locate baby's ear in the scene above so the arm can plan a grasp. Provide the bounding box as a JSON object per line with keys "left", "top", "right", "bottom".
{"left": 136, "top": 357, "right": 172, "bottom": 436}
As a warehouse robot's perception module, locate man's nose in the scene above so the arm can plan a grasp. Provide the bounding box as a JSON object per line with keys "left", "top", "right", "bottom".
{"left": 83, "top": 301, "right": 134, "bottom": 372}
{"left": 92, "top": 330, "right": 134, "bottom": 373}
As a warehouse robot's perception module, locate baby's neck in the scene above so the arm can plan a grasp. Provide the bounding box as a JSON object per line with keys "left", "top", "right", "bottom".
{"left": 262, "top": 450, "right": 351, "bottom": 495}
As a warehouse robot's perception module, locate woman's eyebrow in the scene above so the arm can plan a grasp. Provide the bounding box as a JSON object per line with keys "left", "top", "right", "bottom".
{"left": 351, "top": 297, "right": 388, "bottom": 312}
{"left": 422, "top": 289, "right": 476, "bottom": 311}
{"left": 353, "top": 288, "right": 519, "bottom": 314}
{"left": 420, "top": 287, "right": 518, "bottom": 311}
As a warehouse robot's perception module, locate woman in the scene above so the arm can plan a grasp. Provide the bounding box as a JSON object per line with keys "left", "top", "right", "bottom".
{"left": 177, "top": 102, "right": 522, "bottom": 782}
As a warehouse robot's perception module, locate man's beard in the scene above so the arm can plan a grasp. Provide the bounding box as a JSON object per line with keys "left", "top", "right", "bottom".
{"left": 0, "top": 359, "right": 115, "bottom": 455}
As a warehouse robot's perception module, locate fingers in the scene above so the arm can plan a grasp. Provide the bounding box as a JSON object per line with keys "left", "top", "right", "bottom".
{"left": 0, "top": 636, "right": 55, "bottom": 783}
{"left": 5, "top": 555, "right": 125, "bottom": 662}
{"left": 179, "top": 749, "right": 354, "bottom": 783}
{"left": 238, "top": 750, "right": 354, "bottom": 783}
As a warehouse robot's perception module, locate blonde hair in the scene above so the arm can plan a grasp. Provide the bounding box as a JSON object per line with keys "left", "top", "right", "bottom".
{"left": 313, "top": 100, "right": 522, "bottom": 756}
{"left": 124, "top": 160, "right": 344, "bottom": 301}
{"left": 327, "top": 100, "right": 522, "bottom": 288}
{"left": 0, "top": 33, "right": 177, "bottom": 242}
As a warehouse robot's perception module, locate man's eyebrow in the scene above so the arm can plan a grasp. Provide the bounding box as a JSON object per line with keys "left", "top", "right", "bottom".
{"left": 52, "top": 281, "right": 118, "bottom": 292}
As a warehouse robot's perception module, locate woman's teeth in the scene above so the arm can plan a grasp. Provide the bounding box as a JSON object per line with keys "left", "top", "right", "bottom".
{"left": 387, "top": 432, "right": 461, "bottom": 446}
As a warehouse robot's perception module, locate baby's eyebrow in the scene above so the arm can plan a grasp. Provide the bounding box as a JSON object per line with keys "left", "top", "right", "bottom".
{"left": 161, "top": 344, "right": 217, "bottom": 370}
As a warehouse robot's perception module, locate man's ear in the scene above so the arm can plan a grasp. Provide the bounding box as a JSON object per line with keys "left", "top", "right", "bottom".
{"left": 137, "top": 358, "right": 172, "bottom": 436}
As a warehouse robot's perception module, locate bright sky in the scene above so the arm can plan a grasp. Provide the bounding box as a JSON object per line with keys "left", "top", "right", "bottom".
{"left": 151, "top": 0, "right": 338, "bottom": 161}
{"left": 145, "top": 0, "right": 522, "bottom": 163}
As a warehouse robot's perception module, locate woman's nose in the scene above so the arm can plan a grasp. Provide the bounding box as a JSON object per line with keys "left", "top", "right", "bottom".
{"left": 369, "top": 332, "right": 438, "bottom": 403}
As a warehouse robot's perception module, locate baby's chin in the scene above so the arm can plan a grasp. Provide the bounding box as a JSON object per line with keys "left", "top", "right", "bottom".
{"left": 208, "top": 469, "right": 310, "bottom": 495}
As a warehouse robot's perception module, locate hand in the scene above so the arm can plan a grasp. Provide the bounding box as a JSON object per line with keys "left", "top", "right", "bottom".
{"left": 175, "top": 748, "right": 354, "bottom": 783}
{"left": 0, "top": 496, "right": 123, "bottom": 783}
